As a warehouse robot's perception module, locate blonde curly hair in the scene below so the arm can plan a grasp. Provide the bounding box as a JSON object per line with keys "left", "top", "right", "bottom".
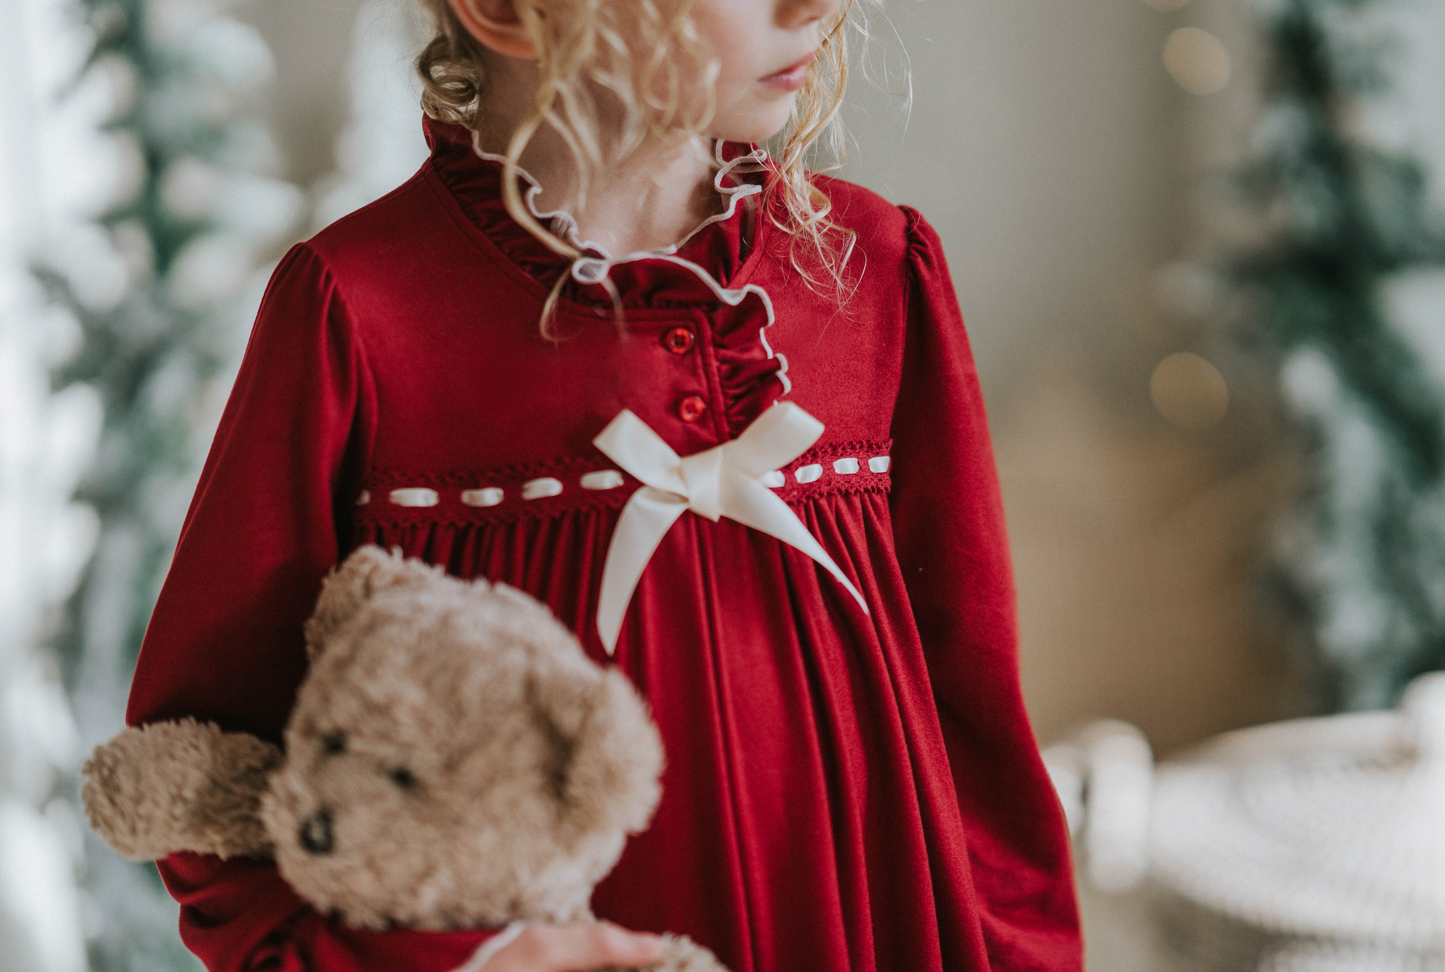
{"left": 414, "top": 0, "right": 875, "bottom": 299}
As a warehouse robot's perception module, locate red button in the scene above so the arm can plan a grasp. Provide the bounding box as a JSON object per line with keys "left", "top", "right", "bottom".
{"left": 664, "top": 327, "right": 696, "bottom": 355}
{"left": 678, "top": 395, "right": 708, "bottom": 423}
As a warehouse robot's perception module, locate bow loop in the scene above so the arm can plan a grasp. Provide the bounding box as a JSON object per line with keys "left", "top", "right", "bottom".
{"left": 594, "top": 411, "right": 688, "bottom": 496}
{"left": 728, "top": 402, "right": 825, "bottom": 478}
{"left": 592, "top": 403, "right": 867, "bottom": 655}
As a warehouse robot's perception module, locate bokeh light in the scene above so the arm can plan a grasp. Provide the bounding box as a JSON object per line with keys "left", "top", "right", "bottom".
{"left": 1164, "top": 27, "right": 1232, "bottom": 96}
{"left": 1150, "top": 352, "right": 1230, "bottom": 430}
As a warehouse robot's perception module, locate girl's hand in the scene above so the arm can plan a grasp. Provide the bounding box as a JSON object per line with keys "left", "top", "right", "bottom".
{"left": 481, "top": 923, "right": 665, "bottom": 972}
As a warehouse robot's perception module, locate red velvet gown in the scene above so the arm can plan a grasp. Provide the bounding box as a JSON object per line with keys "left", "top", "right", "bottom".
{"left": 125, "top": 117, "right": 1081, "bottom": 972}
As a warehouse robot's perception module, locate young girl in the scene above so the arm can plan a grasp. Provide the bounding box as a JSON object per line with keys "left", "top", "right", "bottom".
{"left": 124, "top": 0, "right": 1083, "bottom": 968}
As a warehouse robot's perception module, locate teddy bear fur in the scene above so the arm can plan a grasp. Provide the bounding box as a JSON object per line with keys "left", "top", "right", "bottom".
{"left": 83, "top": 547, "right": 727, "bottom": 971}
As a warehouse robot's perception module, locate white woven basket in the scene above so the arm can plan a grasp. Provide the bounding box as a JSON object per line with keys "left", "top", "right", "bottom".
{"left": 1052, "top": 673, "right": 1445, "bottom": 972}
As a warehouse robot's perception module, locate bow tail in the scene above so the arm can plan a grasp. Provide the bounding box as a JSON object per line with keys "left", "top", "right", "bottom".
{"left": 723, "top": 476, "right": 870, "bottom": 615}
{"left": 596, "top": 486, "right": 689, "bottom": 655}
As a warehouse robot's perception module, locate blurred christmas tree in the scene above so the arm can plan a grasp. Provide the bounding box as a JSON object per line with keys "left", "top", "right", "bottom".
{"left": 30, "top": 0, "right": 301, "bottom": 967}
{"left": 1234, "top": 0, "right": 1445, "bottom": 710}
{"left": 1, "top": 0, "right": 99, "bottom": 966}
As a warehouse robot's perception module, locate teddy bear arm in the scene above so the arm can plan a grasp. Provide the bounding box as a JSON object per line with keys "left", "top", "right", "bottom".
{"left": 82, "top": 718, "right": 282, "bottom": 861}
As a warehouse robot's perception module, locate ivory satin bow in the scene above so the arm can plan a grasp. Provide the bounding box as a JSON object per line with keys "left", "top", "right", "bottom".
{"left": 592, "top": 402, "right": 868, "bottom": 655}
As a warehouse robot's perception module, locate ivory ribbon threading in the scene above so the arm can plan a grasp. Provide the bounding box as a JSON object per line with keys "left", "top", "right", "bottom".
{"left": 592, "top": 403, "right": 868, "bottom": 654}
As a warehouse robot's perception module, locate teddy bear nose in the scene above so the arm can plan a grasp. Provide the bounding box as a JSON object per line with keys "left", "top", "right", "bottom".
{"left": 299, "top": 809, "right": 334, "bottom": 855}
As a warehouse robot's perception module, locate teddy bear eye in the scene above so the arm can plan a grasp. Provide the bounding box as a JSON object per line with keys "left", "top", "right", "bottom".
{"left": 389, "top": 767, "right": 419, "bottom": 790}
{"left": 321, "top": 732, "right": 347, "bottom": 755}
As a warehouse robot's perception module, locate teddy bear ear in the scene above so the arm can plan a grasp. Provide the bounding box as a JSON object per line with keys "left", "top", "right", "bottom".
{"left": 305, "top": 546, "right": 443, "bottom": 658}
{"left": 531, "top": 665, "right": 665, "bottom": 842}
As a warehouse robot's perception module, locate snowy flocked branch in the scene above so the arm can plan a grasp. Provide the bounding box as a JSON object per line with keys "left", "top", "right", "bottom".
{"left": 11, "top": 0, "right": 300, "bottom": 968}
{"left": 1231, "top": 0, "right": 1445, "bottom": 710}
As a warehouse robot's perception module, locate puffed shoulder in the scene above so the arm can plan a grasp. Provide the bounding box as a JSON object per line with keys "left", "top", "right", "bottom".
{"left": 809, "top": 174, "right": 927, "bottom": 272}
{"left": 896, "top": 206, "right": 958, "bottom": 297}
{"left": 301, "top": 168, "right": 440, "bottom": 274}
{"left": 284, "top": 164, "right": 482, "bottom": 322}
{"left": 249, "top": 242, "right": 354, "bottom": 344}
{"left": 263, "top": 239, "right": 333, "bottom": 291}
{"left": 898, "top": 205, "right": 947, "bottom": 258}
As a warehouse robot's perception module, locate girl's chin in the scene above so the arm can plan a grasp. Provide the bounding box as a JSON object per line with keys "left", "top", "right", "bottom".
{"left": 709, "top": 100, "right": 797, "bottom": 145}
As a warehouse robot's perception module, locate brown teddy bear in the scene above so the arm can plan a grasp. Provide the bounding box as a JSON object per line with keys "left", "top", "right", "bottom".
{"left": 82, "top": 546, "right": 727, "bottom": 971}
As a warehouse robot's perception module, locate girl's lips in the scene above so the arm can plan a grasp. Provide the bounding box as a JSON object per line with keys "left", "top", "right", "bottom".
{"left": 760, "top": 54, "right": 816, "bottom": 92}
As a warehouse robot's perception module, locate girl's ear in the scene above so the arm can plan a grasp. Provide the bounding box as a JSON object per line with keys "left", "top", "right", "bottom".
{"left": 446, "top": 0, "right": 539, "bottom": 61}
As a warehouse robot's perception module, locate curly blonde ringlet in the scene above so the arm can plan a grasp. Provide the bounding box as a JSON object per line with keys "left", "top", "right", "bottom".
{"left": 415, "top": 0, "right": 872, "bottom": 314}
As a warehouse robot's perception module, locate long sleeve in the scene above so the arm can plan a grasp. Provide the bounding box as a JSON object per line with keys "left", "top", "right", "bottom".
{"left": 124, "top": 243, "right": 493, "bottom": 972}
{"left": 887, "top": 209, "right": 1082, "bottom": 971}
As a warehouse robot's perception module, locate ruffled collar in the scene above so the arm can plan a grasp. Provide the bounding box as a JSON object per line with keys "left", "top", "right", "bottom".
{"left": 422, "top": 115, "right": 792, "bottom": 436}
{"left": 422, "top": 115, "right": 770, "bottom": 308}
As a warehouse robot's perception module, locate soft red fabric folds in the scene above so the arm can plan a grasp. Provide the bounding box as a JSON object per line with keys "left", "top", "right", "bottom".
{"left": 124, "top": 116, "right": 1081, "bottom": 972}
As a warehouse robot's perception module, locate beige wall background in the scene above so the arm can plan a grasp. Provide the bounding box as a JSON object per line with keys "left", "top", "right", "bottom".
{"left": 837, "top": 0, "right": 1303, "bottom": 754}
{"left": 239, "top": 0, "right": 1309, "bottom": 756}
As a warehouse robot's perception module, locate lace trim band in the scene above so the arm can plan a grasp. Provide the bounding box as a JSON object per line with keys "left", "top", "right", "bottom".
{"left": 354, "top": 439, "right": 892, "bottom": 526}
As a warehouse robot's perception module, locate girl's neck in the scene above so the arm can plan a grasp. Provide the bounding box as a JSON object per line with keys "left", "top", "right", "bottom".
{"left": 475, "top": 61, "right": 722, "bottom": 256}
{"left": 529, "top": 137, "right": 721, "bottom": 257}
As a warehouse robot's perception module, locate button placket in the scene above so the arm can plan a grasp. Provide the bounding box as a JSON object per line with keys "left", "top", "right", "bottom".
{"left": 663, "top": 326, "right": 696, "bottom": 355}
{"left": 650, "top": 312, "right": 726, "bottom": 444}
{"left": 692, "top": 310, "right": 731, "bottom": 442}
{"left": 660, "top": 313, "right": 715, "bottom": 433}
{"left": 678, "top": 395, "right": 708, "bottom": 423}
